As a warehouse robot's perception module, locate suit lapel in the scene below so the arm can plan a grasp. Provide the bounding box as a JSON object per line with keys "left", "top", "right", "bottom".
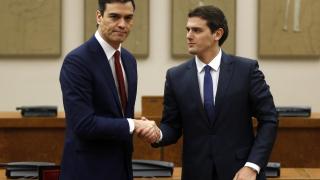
{"left": 121, "top": 50, "right": 136, "bottom": 117}
{"left": 88, "top": 37, "right": 122, "bottom": 114}
{"left": 214, "top": 52, "right": 234, "bottom": 120}
{"left": 187, "top": 60, "right": 211, "bottom": 126}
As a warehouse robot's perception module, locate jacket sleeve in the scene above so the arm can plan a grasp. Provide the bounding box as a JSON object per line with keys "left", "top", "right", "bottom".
{"left": 153, "top": 69, "right": 183, "bottom": 147}
{"left": 247, "top": 61, "right": 278, "bottom": 168}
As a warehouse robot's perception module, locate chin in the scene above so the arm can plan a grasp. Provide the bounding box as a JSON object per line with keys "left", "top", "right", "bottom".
{"left": 188, "top": 49, "right": 197, "bottom": 55}
{"left": 113, "top": 35, "right": 127, "bottom": 41}
{"left": 112, "top": 39, "right": 125, "bottom": 44}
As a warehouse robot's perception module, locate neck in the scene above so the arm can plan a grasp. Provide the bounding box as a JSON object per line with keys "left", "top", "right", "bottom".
{"left": 97, "top": 29, "right": 120, "bottom": 49}
{"left": 108, "top": 41, "right": 120, "bottom": 50}
{"left": 198, "top": 46, "right": 220, "bottom": 64}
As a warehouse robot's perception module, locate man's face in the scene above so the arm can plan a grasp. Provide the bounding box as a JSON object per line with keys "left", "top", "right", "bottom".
{"left": 186, "top": 17, "right": 217, "bottom": 56}
{"left": 97, "top": 2, "right": 134, "bottom": 49}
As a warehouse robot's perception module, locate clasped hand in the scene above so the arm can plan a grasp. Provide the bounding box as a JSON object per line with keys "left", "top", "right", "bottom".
{"left": 134, "top": 117, "right": 160, "bottom": 143}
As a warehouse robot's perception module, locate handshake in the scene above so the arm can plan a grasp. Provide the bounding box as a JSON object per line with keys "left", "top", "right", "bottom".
{"left": 134, "top": 117, "right": 161, "bottom": 144}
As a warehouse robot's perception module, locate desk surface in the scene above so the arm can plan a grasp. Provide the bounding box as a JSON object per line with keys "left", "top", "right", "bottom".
{"left": 1, "top": 168, "right": 320, "bottom": 180}
{"left": 264, "top": 112, "right": 320, "bottom": 128}
{"left": 1, "top": 112, "right": 320, "bottom": 128}
{"left": 0, "top": 112, "right": 65, "bottom": 128}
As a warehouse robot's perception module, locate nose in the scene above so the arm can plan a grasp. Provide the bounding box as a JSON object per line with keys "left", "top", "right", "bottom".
{"left": 118, "top": 18, "right": 126, "bottom": 28}
{"left": 186, "top": 31, "right": 193, "bottom": 40}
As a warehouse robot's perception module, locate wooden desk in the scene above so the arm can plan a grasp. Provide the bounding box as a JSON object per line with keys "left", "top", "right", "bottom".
{"left": 0, "top": 168, "right": 320, "bottom": 180}
{"left": 1, "top": 111, "right": 320, "bottom": 168}
{"left": 0, "top": 112, "right": 160, "bottom": 164}
{"left": 267, "top": 113, "right": 320, "bottom": 167}
{"left": 0, "top": 112, "right": 65, "bottom": 164}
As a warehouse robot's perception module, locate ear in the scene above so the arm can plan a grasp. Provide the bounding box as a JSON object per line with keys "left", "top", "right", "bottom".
{"left": 213, "top": 28, "right": 224, "bottom": 41}
{"left": 96, "top": 10, "right": 102, "bottom": 25}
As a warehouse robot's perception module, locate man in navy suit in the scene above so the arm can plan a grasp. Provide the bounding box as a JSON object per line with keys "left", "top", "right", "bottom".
{"left": 149, "top": 5, "right": 278, "bottom": 180}
{"left": 59, "top": 0, "right": 158, "bottom": 179}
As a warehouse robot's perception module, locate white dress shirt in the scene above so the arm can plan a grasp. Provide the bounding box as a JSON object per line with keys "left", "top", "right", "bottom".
{"left": 195, "top": 49, "right": 221, "bottom": 104}
{"left": 95, "top": 31, "right": 134, "bottom": 133}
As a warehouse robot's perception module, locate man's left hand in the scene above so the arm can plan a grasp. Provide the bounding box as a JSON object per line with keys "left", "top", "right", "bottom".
{"left": 233, "top": 166, "right": 257, "bottom": 180}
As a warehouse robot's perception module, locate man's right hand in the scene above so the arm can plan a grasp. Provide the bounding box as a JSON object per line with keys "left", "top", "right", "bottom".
{"left": 134, "top": 118, "right": 160, "bottom": 143}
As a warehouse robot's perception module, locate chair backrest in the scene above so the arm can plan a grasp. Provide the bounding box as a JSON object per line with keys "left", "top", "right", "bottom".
{"left": 39, "top": 166, "right": 60, "bottom": 180}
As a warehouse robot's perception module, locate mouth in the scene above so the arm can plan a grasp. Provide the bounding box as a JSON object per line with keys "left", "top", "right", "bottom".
{"left": 113, "top": 31, "right": 127, "bottom": 35}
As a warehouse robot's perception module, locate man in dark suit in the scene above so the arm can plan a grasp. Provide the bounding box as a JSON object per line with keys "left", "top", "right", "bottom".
{"left": 150, "top": 5, "right": 278, "bottom": 180}
{"left": 59, "top": 0, "right": 158, "bottom": 180}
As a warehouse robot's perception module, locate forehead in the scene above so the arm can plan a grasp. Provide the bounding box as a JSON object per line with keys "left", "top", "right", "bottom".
{"left": 104, "top": 2, "right": 134, "bottom": 14}
{"left": 186, "top": 17, "right": 208, "bottom": 28}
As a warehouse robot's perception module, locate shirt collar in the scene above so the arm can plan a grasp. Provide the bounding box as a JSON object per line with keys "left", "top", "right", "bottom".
{"left": 195, "top": 48, "right": 222, "bottom": 73}
{"left": 95, "top": 30, "right": 121, "bottom": 60}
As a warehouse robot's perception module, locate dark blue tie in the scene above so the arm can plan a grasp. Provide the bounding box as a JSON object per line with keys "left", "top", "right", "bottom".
{"left": 203, "top": 65, "right": 215, "bottom": 123}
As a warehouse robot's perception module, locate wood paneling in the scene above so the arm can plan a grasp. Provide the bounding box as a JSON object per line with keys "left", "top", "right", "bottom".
{"left": 132, "top": 134, "right": 161, "bottom": 160}
{"left": 0, "top": 112, "right": 65, "bottom": 164}
{"left": 1, "top": 101, "right": 320, "bottom": 168}
{"left": 141, "top": 96, "right": 164, "bottom": 117}
{"left": 269, "top": 127, "right": 320, "bottom": 167}
{"left": 0, "top": 112, "right": 161, "bottom": 164}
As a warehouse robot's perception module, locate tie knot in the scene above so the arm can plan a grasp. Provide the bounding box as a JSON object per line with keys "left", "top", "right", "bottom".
{"left": 204, "top": 65, "right": 211, "bottom": 73}
{"left": 114, "top": 50, "right": 120, "bottom": 59}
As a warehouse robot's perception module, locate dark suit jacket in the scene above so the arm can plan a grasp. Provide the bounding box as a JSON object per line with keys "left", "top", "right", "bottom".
{"left": 156, "top": 52, "right": 278, "bottom": 180}
{"left": 59, "top": 36, "right": 137, "bottom": 180}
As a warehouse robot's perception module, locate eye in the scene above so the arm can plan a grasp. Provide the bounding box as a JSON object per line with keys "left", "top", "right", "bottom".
{"left": 193, "top": 28, "right": 201, "bottom": 33}
{"left": 124, "top": 15, "right": 133, "bottom": 22}
{"left": 109, "top": 14, "right": 120, "bottom": 20}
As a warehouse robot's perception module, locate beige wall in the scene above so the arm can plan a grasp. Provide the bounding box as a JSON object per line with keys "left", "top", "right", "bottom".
{"left": 0, "top": 0, "right": 319, "bottom": 113}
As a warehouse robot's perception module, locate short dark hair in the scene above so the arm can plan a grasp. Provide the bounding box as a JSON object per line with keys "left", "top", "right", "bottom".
{"left": 98, "top": 0, "right": 135, "bottom": 15}
{"left": 188, "top": 5, "right": 229, "bottom": 46}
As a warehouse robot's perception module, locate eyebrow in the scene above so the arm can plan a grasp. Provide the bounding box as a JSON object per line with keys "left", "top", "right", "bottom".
{"left": 107, "top": 12, "right": 134, "bottom": 16}
{"left": 186, "top": 27, "right": 202, "bottom": 31}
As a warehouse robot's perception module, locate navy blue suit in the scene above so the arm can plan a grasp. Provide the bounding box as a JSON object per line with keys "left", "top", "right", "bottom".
{"left": 59, "top": 36, "right": 137, "bottom": 180}
{"left": 156, "top": 52, "right": 278, "bottom": 180}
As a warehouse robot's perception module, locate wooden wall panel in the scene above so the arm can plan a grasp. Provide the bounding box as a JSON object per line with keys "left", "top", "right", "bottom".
{"left": 132, "top": 134, "right": 161, "bottom": 160}
{"left": 0, "top": 112, "right": 65, "bottom": 164}
{"left": 259, "top": 0, "right": 320, "bottom": 57}
{"left": 0, "top": 128, "right": 64, "bottom": 164}
{"left": 269, "top": 128, "right": 320, "bottom": 167}
{"left": 0, "top": 0, "right": 61, "bottom": 56}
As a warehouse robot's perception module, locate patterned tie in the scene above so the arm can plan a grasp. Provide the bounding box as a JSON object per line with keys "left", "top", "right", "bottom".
{"left": 114, "top": 50, "right": 127, "bottom": 112}
{"left": 203, "top": 65, "right": 215, "bottom": 123}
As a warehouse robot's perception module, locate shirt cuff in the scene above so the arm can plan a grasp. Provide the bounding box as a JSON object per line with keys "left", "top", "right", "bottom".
{"left": 156, "top": 129, "right": 163, "bottom": 143}
{"left": 245, "top": 162, "right": 260, "bottom": 174}
{"left": 127, "top": 118, "right": 134, "bottom": 134}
